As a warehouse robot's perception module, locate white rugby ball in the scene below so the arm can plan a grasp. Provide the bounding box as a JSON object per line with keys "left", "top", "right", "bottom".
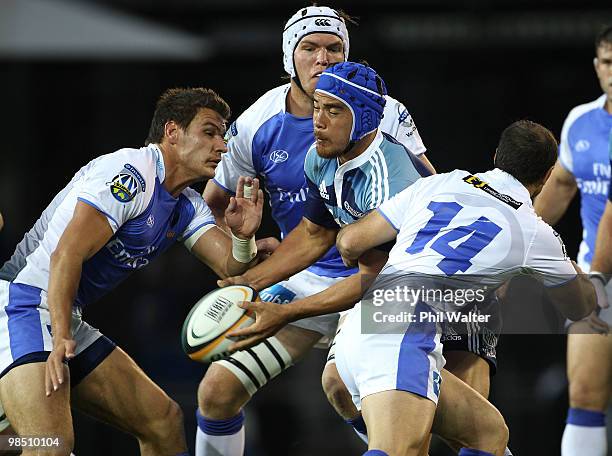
{"left": 181, "top": 285, "right": 257, "bottom": 363}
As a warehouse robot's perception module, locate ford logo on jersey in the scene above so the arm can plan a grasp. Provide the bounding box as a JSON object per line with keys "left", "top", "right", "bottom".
{"left": 270, "top": 150, "right": 289, "bottom": 163}
{"left": 259, "top": 284, "right": 296, "bottom": 304}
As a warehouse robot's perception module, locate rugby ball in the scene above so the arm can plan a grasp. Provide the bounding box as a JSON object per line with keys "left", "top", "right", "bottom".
{"left": 181, "top": 285, "right": 257, "bottom": 363}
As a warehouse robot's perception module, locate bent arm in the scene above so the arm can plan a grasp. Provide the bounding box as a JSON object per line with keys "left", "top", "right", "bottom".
{"left": 283, "top": 249, "right": 388, "bottom": 319}
{"left": 203, "top": 180, "right": 232, "bottom": 231}
{"left": 48, "top": 202, "right": 114, "bottom": 341}
{"left": 240, "top": 217, "right": 337, "bottom": 291}
{"left": 534, "top": 161, "right": 577, "bottom": 225}
{"left": 546, "top": 267, "right": 596, "bottom": 321}
{"left": 337, "top": 209, "right": 398, "bottom": 265}
{"left": 190, "top": 226, "right": 257, "bottom": 278}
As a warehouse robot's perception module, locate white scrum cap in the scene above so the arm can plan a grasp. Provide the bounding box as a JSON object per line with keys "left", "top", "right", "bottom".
{"left": 282, "top": 6, "right": 350, "bottom": 78}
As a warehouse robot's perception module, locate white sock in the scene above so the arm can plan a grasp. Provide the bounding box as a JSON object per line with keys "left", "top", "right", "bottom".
{"left": 561, "top": 424, "right": 607, "bottom": 456}
{"left": 195, "top": 409, "right": 245, "bottom": 456}
{"left": 561, "top": 408, "right": 607, "bottom": 456}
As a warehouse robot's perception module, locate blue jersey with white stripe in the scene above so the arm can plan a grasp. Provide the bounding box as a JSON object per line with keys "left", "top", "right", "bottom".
{"left": 213, "top": 84, "right": 427, "bottom": 278}
{"left": 558, "top": 94, "right": 612, "bottom": 267}
{"left": 0, "top": 145, "right": 214, "bottom": 308}
{"left": 303, "top": 131, "right": 431, "bottom": 229}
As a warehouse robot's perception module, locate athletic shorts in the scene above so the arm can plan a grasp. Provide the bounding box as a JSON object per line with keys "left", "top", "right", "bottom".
{"left": 0, "top": 280, "right": 116, "bottom": 383}
{"left": 328, "top": 299, "right": 500, "bottom": 375}
{"left": 259, "top": 269, "right": 345, "bottom": 343}
{"left": 335, "top": 301, "right": 444, "bottom": 410}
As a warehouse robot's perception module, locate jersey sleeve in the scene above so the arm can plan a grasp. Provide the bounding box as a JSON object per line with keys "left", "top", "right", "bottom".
{"left": 380, "top": 96, "right": 427, "bottom": 156}
{"left": 557, "top": 112, "right": 574, "bottom": 174}
{"left": 76, "top": 154, "right": 149, "bottom": 233}
{"left": 524, "top": 221, "right": 576, "bottom": 285}
{"left": 213, "top": 120, "right": 257, "bottom": 195}
{"left": 377, "top": 182, "right": 420, "bottom": 232}
{"left": 179, "top": 188, "right": 216, "bottom": 249}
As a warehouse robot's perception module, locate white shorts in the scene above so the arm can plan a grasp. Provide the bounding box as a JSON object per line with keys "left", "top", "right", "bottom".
{"left": 335, "top": 301, "right": 445, "bottom": 410}
{"left": 0, "top": 280, "right": 114, "bottom": 380}
{"left": 259, "top": 269, "right": 346, "bottom": 341}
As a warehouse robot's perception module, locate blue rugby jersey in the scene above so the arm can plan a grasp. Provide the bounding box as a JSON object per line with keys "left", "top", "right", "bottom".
{"left": 0, "top": 144, "right": 214, "bottom": 308}
{"left": 213, "top": 83, "right": 426, "bottom": 278}
{"left": 303, "top": 131, "right": 431, "bottom": 229}
{"left": 558, "top": 94, "right": 612, "bottom": 268}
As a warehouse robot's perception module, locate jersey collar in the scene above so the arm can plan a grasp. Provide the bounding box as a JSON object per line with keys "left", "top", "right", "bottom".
{"left": 333, "top": 130, "right": 384, "bottom": 205}
{"left": 150, "top": 144, "right": 166, "bottom": 183}
{"left": 481, "top": 168, "right": 532, "bottom": 206}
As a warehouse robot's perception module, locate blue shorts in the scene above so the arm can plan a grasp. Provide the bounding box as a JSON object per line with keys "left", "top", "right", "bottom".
{"left": 0, "top": 280, "right": 115, "bottom": 384}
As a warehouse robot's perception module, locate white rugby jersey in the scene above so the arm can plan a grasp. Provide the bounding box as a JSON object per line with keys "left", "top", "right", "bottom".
{"left": 0, "top": 144, "right": 214, "bottom": 308}
{"left": 213, "top": 83, "right": 426, "bottom": 278}
{"left": 558, "top": 94, "right": 612, "bottom": 269}
{"left": 378, "top": 168, "right": 575, "bottom": 281}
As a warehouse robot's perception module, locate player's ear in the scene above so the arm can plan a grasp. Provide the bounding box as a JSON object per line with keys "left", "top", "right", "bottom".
{"left": 164, "top": 120, "right": 180, "bottom": 145}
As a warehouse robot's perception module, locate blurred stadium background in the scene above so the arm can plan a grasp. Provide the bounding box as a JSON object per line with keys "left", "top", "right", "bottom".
{"left": 1, "top": 0, "right": 611, "bottom": 454}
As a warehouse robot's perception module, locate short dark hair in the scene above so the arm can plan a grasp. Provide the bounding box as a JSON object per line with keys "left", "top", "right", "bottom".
{"left": 595, "top": 25, "right": 612, "bottom": 53}
{"left": 145, "top": 87, "right": 230, "bottom": 145}
{"left": 494, "top": 120, "right": 558, "bottom": 186}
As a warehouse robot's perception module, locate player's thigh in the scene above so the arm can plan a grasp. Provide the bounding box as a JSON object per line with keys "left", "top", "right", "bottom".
{"left": 71, "top": 346, "right": 182, "bottom": 438}
{"left": 362, "top": 389, "right": 436, "bottom": 456}
{"left": 0, "top": 362, "right": 72, "bottom": 446}
{"left": 431, "top": 367, "right": 508, "bottom": 454}
{"left": 444, "top": 350, "right": 491, "bottom": 398}
{"left": 566, "top": 324, "right": 612, "bottom": 409}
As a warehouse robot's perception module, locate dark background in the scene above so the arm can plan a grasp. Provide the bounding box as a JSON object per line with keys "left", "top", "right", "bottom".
{"left": 1, "top": 0, "right": 611, "bottom": 454}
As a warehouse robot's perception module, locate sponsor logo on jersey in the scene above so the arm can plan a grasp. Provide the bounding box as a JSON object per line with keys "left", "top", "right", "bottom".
{"left": 397, "top": 105, "right": 417, "bottom": 137}
{"left": 343, "top": 200, "right": 365, "bottom": 219}
{"left": 319, "top": 180, "right": 330, "bottom": 200}
{"left": 259, "top": 284, "right": 296, "bottom": 304}
{"left": 278, "top": 186, "right": 308, "bottom": 203}
{"left": 106, "top": 238, "right": 155, "bottom": 269}
{"left": 146, "top": 214, "right": 155, "bottom": 228}
{"left": 575, "top": 139, "right": 590, "bottom": 152}
{"left": 107, "top": 164, "right": 146, "bottom": 203}
{"left": 462, "top": 175, "right": 523, "bottom": 210}
{"left": 270, "top": 149, "right": 289, "bottom": 163}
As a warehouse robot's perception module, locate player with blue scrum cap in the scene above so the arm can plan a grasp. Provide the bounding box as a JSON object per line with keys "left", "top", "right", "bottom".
{"left": 0, "top": 87, "right": 264, "bottom": 456}
{"left": 198, "top": 6, "right": 434, "bottom": 455}
{"left": 333, "top": 119, "right": 597, "bottom": 456}
{"left": 535, "top": 25, "right": 612, "bottom": 456}
{"left": 227, "top": 61, "right": 514, "bottom": 455}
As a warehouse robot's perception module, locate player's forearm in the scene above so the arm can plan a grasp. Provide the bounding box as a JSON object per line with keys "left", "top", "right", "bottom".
{"left": 533, "top": 177, "right": 577, "bottom": 225}
{"left": 283, "top": 249, "right": 387, "bottom": 320}
{"left": 286, "top": 273, "right": 372, "bottom": 320}
{"left": 243, "top": 222, "right": 336, "bottom": 291}
{"left": 203, "top": 180, "right": 231, "bottom": 232}
{"left": 550, "top": 275, "right": 596, "bottom": 321}
{"left": 590, "top": 202, "right": 612, "bottom": 274}
{"left": 47, "top": 249, "right": 83, "bottom": 340}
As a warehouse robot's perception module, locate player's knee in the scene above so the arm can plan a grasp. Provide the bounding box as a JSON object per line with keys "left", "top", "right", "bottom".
{"left": 140, "top": 396, "right": 184, "bottom": 442}
{"left": 480, "top": 406, "right": 509, "bottom": 449}
{"left": 569, "top": 377, "right": 609, "bottom": 411}
{"left": 321, "top": 366, "right": 357, "bottom": 419}
{"left": 198, "top": 365, "right": 249, "bottom": 418}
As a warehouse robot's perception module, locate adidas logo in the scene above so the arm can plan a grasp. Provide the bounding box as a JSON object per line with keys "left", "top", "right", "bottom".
{"left": 319, "top": 180, "right": 330, "bottom": 200}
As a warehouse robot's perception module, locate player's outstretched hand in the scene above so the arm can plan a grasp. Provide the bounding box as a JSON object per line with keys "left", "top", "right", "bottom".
{"left": 225, "top": 176, "right": 264, "bottom": 240}
{"left": 45, "top": 337, "right": 76, "bottom": 396}
{"left": 217, "top": 275, "right": 249, "bottom": 288}
{"left": 226, "top": 300, "right": 291, "bottom": 352}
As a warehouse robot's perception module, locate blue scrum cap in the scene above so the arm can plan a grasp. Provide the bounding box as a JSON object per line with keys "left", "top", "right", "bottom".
{"left": 315, "top": 61, "right": 387, "bottom": 141}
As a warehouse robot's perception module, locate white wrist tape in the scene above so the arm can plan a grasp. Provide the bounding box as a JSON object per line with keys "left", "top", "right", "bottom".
{"left": 243, "top": 185, "right": 252, "bottom": 199}
{"left": 231, "top": 232, "right": 257, "bottom": 263}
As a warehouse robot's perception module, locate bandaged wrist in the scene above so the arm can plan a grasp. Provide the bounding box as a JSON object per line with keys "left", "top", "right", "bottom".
{"left": 231, "top": 232, "right": 257, "bottom": 263}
